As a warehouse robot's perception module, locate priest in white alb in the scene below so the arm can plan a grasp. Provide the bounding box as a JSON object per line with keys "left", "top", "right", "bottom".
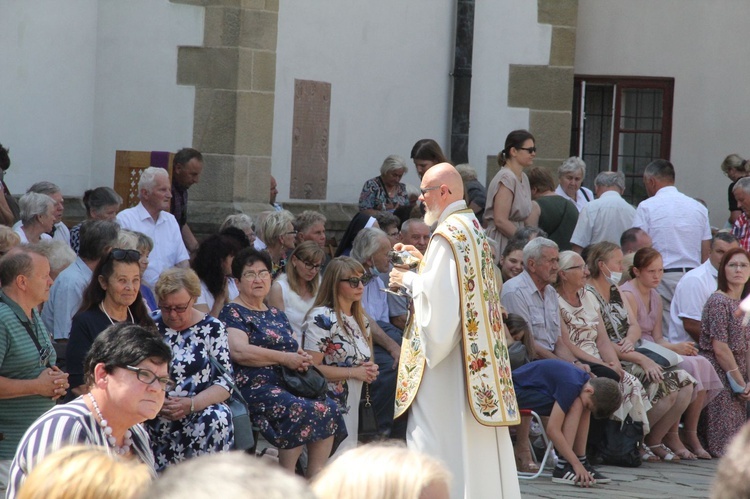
{"left": 389, "top": 163, "right": 521, "bottom": 499}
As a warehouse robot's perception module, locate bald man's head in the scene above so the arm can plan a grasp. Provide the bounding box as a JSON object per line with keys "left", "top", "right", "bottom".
{"left": 420, "top": 163, "right": 463, "bottom": 225}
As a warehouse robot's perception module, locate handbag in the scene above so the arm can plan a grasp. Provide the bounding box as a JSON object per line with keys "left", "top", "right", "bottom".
{"left": 594, "top": 416, "right": 643, "bottom": 468}
{"left": 208, "top": 356, "right": 255, "bottom": 451}
{"left": 634, "top": 341, "right": 683, "bottom": 368}
{"left": 282, "top": 327, "right": 328, "bottom": 398}
{"left": 281, "top": 365, "right": 328, "bottom": 399}
{"left": 358, "top": 382, "right": 380, "bottom": 443}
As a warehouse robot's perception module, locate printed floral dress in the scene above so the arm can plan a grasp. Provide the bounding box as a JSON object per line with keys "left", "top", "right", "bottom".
{"left": 147, "top": 315, "right": 234, "bottom": 471}
{"left": 358, "top": 177, "right": 409, "bottom": 213}
{"left": 303, "top": 306, "right": 371, "bottom": 455}
{"left": 218, "top": 303, "right": 341, "bottom": 449}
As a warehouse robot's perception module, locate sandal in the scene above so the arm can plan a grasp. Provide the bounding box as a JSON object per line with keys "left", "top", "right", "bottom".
{"left": 641, "top": 444, "right": 661, "bottom": 463}
{"left": 681, "top": 430, "right": 712, "bottom": 460}
{"left": 515, "top": 450, "right": 540, "bottom": 473}
{"left": 647, "top": 443, "right": 681, "bottom": 462}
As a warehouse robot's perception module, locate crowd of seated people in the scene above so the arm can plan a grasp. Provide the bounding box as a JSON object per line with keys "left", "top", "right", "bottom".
{"left": 5, "top": 138, "right": 750, "bottom": 497}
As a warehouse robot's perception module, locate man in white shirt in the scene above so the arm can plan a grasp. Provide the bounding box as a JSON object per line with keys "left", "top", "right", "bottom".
{"left": 668, "top": 232, "right": 739, "bottom": 343}
{"left": 116, "top": 167, "right": 189, "bottom": 287}
{"left": 620, "top": 227, "right": 653, "bottom": 255}
{"left": 554, "top": 156, "right": 594, "bottom": 212}
{"left": 633, "top": 159, "right": 712, "bottom": 330}
{"left": 571, "top": 171, "right": 636, "bottom": 253}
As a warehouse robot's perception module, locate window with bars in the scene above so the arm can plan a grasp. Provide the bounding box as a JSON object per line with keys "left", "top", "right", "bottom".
{"left": 570, "top": 77, "right": 674, "bottom": 205}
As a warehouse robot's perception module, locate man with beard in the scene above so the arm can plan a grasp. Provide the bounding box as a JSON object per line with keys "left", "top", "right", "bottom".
{"left": 389, "top": 163, "right": 520, "bottom": 499}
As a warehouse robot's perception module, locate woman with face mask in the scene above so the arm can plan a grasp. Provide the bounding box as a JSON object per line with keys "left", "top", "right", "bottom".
{"left": 587, "top": 243, "right": 720, "bottom": 460}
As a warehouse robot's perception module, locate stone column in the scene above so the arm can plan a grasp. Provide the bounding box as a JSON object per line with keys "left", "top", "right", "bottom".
{"left": 173, "top": 0, "right": 279, "bottom": 235}
{"left": 487, "top": 0, "right": 579, "bottom": 183}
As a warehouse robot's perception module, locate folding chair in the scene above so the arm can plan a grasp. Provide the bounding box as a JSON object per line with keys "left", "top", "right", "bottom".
{"left": 516, "top": 409, "right": 554, "bottom": 480}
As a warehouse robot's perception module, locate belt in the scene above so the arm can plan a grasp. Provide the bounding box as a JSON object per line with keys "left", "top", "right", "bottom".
{"left": 664, "top": 267, "right": 694, "bottom": 273}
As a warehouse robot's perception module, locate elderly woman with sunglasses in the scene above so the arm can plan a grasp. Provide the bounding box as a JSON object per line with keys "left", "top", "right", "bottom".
{"left": 303, "top": 257, "right": 379, "bottom": 456}
{"left": 267, "top": 241, "right": 324, "bottom": 338}
{"left": 219, "top": 248, "right": 340, "bottom": 477}
{"left": 146, "top": 268, "right": 233, "bottom": 471}
{"left": 66, "top": 249, "right": 154, "bottom": 397}
{"left": 7, "top": 323, "right": 173, "bottom": 498}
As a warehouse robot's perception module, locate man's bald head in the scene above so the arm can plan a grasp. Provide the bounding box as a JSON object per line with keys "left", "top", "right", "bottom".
{"left": 420, "top": 163, "right": 464, "bottom": 225}
{"left": 422, "top": 163, "right": 464, "bottom": 201}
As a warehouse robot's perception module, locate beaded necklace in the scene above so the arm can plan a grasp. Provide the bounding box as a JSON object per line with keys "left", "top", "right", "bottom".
{"left": 88, "top": 393, "right": 133, "bottom": 455}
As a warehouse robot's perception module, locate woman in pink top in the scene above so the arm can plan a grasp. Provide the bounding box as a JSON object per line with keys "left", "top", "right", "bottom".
{"left": 622, "top": 247, "right": 721, "bottom": 460}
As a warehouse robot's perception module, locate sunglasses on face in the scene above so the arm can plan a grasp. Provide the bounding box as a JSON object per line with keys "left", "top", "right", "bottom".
{"left": 339, "top": 275, "right": 373, "bottom": 288}
{"left": 516, "top": 146, "right": 537, "bottom": 154}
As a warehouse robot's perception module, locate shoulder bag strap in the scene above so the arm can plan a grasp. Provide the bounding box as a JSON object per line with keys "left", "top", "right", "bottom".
{"left": 208, "top": 355, "right": 249, "bottom": 407}
{"left": 0, "top": 295, "right": 49, "bottom": 365}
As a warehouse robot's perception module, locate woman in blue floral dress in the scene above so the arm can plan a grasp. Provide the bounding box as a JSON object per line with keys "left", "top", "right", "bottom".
{"left": 220, "top": 248, "right": 340, "bottom": 477}
{"left": 303, "top": 257, "right": 379, "bottom": 456}
{"left": 146, "top": 268, "right": 234, "bottom": 472}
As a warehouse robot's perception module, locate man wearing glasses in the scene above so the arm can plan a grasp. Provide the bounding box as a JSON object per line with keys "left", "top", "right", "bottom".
{"left": 389, "top": 164, "right": 521, "bottom": 499}
{"left": 0, "top": 249, "right": 69, "bottom": 494}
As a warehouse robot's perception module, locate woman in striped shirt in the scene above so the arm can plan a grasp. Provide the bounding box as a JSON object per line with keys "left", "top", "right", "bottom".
{"left": 6, "top": 323, "right": 173, "bottom": 498}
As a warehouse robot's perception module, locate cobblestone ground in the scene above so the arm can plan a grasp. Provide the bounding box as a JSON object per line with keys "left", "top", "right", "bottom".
{"left": 519, "top": 459, "right": 718, "bottom": 498}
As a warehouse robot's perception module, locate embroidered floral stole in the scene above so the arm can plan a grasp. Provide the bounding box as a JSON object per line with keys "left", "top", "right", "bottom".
{"left": 394, "top": 209, "right": 520, "bottom": 426}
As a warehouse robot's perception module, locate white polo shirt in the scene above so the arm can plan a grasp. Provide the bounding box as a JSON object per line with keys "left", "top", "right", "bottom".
{"left": 570, "top": 190, "right": 637, "bottom": 247}
{"left": 667, "top": 259, "right": 717, "bottom": 343}
{"left": 116, "top": 203, "right": 189, "bottom": 287}
{"left": 555, "top": 184, "right": 594, "bottom": 212}
{"left": 633, "top": 186, "right": 711, "bottom": 269}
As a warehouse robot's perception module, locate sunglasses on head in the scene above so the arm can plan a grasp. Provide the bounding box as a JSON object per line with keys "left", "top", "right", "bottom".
{"left": 109, "top": 249, "right": 141, "bottom": 262}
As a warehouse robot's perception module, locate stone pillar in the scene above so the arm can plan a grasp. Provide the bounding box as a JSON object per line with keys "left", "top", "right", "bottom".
{"left": 173, "top": 0, "right": 279, "bottom": 235}
{"left": 487, "top": 0, "right": 578, "bottom": 184}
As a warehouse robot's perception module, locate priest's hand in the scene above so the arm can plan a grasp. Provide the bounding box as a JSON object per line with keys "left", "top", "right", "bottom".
{"left": 389, "top": 266, "right": 408, "bottom": 290}
{"left": 392, "top": 243, "right": 424, "bottom": 262}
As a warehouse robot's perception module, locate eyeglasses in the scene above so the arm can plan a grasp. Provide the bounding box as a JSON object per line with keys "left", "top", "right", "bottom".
{"left": 516, "top": 146, "right": 537, "bottom": 154}
{"left": 158, "top": 301, "right": 192, "bottom": 314}
{"left": 419, "top": 186, "right": 453, "bottom": 196}
{"left": 302, "top": 261, "right": 322, "bottom": 271}
{"left": 727, "top": 263, "right": 750, "bottom": 270}
{"left": 563, "top": 264, "right": 586, "bottom": 271}
{"left": 242, "top": 270, "right": 272, "bottom": 281}
{"left": 285, "top": 230, "right": 298, "bottom": 236}
{"left": 109, "top": 249, "right": 141, "bottom": 262}
{"left": 125, "top": 365, "right": 176, "bottom": 392}
{"left": 340, "top": 275, "right": 372, "bottom": 288}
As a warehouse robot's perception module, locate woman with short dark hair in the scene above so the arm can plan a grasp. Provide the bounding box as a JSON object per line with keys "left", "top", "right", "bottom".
{"left": 7, "top": 323, "right": 173, "bottom": 497}
{"left": 220, "top": 248, "right": 340, "bottom": 477}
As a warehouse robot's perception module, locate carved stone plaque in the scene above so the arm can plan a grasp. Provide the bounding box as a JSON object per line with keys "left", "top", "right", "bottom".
{"left": 290, "top": 79, "right": 330, "bottom": 199}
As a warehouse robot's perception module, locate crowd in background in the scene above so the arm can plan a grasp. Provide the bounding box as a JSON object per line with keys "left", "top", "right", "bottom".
{"left": 1, "top": 136, "right": 749, "bottom": 497}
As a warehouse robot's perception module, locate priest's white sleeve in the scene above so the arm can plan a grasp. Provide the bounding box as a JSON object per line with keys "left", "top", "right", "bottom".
{"left": 402, "top": 235, "right": 460, "bottom": 368}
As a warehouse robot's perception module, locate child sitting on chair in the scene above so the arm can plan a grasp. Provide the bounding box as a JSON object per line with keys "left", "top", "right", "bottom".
{"left": 512, "top": 359, "right": 622, "bottom": 487}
